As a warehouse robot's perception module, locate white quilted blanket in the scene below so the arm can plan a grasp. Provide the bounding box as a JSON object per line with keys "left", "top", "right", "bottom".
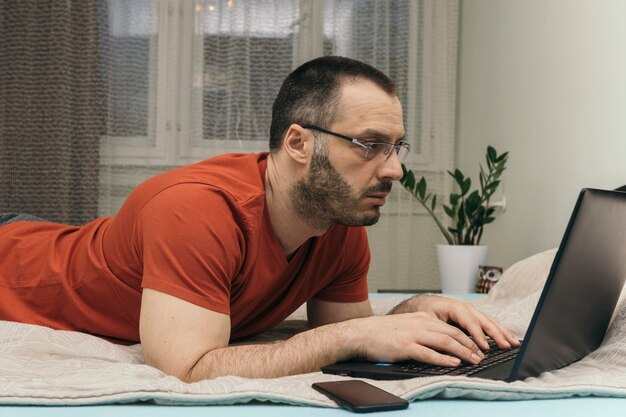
{"left": 1, "top": 249, "right": 625, "bottom": 406}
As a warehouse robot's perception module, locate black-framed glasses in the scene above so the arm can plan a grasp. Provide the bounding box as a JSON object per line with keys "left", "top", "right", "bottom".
{"left": 303, "top": 125, "right": 411, "bottom": 162}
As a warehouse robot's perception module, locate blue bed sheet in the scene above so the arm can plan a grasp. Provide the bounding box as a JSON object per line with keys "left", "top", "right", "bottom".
{"left": 3, "top": 397, "right": 626, "bottom": 417}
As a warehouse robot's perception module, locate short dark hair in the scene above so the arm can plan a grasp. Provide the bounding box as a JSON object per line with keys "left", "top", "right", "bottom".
{"left": 269, "top": 56, "right": 397, "bottom": 151}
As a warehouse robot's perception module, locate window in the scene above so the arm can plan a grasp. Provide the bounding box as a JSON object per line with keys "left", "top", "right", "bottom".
{"left": 99, "top": 0, "right": 439, "bottom": 167}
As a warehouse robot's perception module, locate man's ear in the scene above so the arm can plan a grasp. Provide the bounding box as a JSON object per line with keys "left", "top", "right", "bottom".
{"left": 282, "top": 124, "right": 312, "bottom": 165}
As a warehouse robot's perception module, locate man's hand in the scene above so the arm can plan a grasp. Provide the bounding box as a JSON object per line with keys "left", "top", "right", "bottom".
{"left": 389, "top": 294, "right": 520, "bottom": 351}
{"left": 352, "top": 312, "right": 485, "bottom": 367}
{"left": 307, "top": 298, "right": 485, "bottom": 367}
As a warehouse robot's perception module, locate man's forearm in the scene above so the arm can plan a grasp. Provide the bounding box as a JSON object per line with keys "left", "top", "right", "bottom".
{"left": 185, "top": 319, "right": 359, "bottom": 382}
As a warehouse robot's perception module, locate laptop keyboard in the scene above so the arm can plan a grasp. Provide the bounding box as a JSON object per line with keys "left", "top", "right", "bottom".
{"left": 394, "top": 339, "right": 520, "bottom": 377}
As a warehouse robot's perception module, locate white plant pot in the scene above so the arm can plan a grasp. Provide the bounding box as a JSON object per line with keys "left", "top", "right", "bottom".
{"left": 437, "top": 244, "right": 488, "bottom": 293}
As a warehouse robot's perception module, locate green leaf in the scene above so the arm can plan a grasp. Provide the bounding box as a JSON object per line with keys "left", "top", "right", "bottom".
{"left": 465, "top": 191, "right": 480, "bottom": 215}
{"left": 496, "top": 151, "right": 509, "bottom": 162}
{"left": 443, "top": 204, "right": 455, "bottom": 218}
{"left": 405, "top": 171, "right": 416, "bottom": 192}
{"left": 486, "top": 180, "right": 500, "bottom": 193}
{"left": 486, "top": 207, "right": 496, "bottom": 216}
{"left": 482, "top": 217, "right": 496, "bottom": 224}
{"left": 431, "top": 194, "right": 437, "bottom": 211}
{"left": 461, "top": 178, "right": 471, "bottom": 195}
{"left": 487, "top": 146, "right": 497, "bottom": 163}
{"left": 417, "top": 177, "right": 427, "bottom": 200}
{"left": 449, "top": 169, "right": 465, "bottom": 188}
{"left": 450, "top": 193, "right": 460, "bottom": 206}
{"left": 455, "top": 169, "right": 465, "bottom": 187}
{"left": 401, "top": 163, "right": 408, "bottom": 178}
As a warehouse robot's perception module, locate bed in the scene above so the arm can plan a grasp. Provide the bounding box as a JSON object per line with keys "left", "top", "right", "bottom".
{"left": 2, "top": 249, "right": 625, "bottom": 416}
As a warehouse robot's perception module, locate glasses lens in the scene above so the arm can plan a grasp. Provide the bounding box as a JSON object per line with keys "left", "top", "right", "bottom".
{"left": 364, "top": 142, "right": 411, "bottom": 161}
{"left": 364, "top": 143, "right": 385, "bottom": 160}
{"left": 396, "top": 143, "right": 410, "bottom": 161}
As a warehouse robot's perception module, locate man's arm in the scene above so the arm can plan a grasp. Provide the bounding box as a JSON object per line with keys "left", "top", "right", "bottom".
{"left": 140, "top": 289, "right": 485, "bottom": 382}
{"left": 306, "top": 298, "right": 373, "bottom": 328}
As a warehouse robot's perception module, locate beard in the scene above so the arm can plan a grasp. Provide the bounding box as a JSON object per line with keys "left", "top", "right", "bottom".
{"left": 289, "top": 145, "right": 392, "bottom": 230}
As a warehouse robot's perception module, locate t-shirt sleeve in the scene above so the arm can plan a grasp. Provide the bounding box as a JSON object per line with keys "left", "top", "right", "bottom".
{"left": 314, "top": 226, "right": 370, "bottom": 303}
{"left": 137, "top": 184, "right": 245, "bottom": 315}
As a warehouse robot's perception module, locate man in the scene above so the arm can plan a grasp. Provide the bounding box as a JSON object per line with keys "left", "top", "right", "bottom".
{"left": 0, "top": 56, "right": 518, "bottom": 381}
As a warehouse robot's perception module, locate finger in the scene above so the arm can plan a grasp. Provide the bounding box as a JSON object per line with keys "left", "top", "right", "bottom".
{"left": 444, "top": 324, "right": 485, "bottom": 359}
{"left": 469, "top": 309, "right": 514, "bottom": 349}
{"left": 408, "top": 342, "right": 461, "bottom": 367}
{"left": 487, "top": 316, "right": 520, "bottom": 347}
{"left": 475, "top": 311, "right": 519, "bottom": 346}
{"left": 417, "top": 331, "right": 483, "bottom": 365}
{"left": 444, "top": 306, "right": 491, "bottom": 352}
{"left": 450, "top": 314, "right": 490, "bottom": 352}
{"left": 407, "top": 312, "right": 484, "bottom": 360}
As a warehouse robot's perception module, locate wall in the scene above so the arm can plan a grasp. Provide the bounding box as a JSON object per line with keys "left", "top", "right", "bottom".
{"left": 456, "top": 0, "right": 626, "bottom": 269}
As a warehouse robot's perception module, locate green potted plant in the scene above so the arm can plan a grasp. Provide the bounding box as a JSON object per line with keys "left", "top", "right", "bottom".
{"left": 400, "top": 146, "right": 508, "bottom": 292}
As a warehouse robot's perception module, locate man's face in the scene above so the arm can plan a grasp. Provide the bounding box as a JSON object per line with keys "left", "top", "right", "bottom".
{"left": 290, "top": 81, "right": 405, "bottom": 229}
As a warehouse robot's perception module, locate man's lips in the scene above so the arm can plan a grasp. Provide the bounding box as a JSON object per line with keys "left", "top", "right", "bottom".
{"left": 366, "top": 193, "right": 389, "bottom": 205}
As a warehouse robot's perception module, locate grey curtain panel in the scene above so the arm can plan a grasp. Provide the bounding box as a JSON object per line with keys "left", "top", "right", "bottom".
{"left": 0, "top": 1, "right": 104, "bottom": 225}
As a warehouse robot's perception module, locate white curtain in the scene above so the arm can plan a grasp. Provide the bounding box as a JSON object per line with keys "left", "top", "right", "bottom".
{"left": 98, "top": 0, "right": 459, "bottom": 290}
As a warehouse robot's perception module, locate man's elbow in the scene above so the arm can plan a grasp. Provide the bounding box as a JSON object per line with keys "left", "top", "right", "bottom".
{"left": 143, "top": 353, "right": 202, "bottom": 383}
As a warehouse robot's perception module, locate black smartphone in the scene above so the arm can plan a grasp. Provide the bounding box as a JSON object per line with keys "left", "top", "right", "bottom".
{"left": 312, "top": 380, "right": 409, "bottom": 413}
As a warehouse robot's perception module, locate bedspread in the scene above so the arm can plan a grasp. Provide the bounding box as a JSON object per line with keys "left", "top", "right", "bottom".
{"left": 1, "top": 249, "right": 625, "bottom": 406}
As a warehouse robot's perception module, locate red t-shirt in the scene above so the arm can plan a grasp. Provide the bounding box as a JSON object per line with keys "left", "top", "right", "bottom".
{"left": 0, "top": 153, "right": 369, "bottom": 343}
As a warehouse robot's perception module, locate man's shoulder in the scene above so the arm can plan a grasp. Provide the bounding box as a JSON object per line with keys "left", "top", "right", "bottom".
{"left": 139, "top": 152, "right": 268, "bottom": 203}
{"left": 171, "top": 152, "right": 266, "bottom": 187}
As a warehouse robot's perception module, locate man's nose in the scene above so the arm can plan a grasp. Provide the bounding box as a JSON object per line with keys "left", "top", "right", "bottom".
{"left": 379, "top": 151, "right": 404, "bottom": 181}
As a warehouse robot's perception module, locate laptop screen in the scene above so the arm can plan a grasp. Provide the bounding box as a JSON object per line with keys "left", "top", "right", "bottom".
{"left": 511, "top": 189, "right": 626, "bottom": 379}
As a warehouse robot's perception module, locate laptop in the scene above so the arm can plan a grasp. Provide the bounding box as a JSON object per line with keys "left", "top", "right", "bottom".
{"left": 322, "top": 188, "right": 626, "bottom": 382}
